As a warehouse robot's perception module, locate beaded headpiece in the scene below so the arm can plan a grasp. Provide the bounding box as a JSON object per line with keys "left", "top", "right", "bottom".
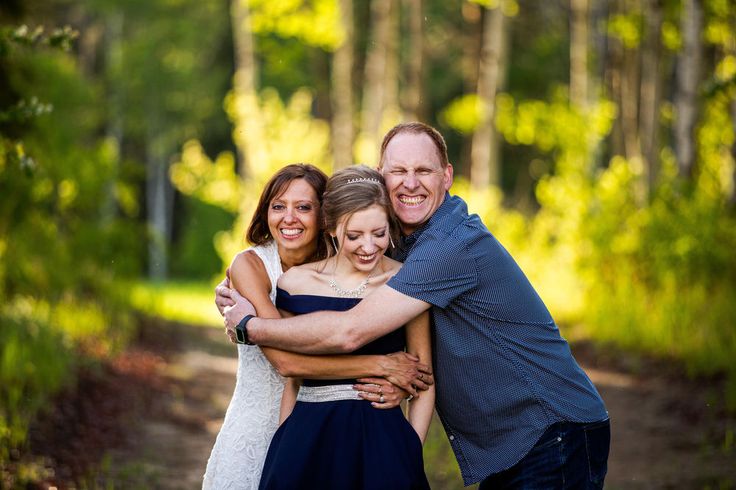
{"left": 346, "top": 177, "right": 381, "bottom": 185}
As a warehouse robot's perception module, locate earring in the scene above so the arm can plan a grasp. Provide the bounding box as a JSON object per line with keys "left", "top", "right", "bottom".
{"left": 390, "top": 236, "right": 396, "bottom": 249}
{"left": 331, "top": 235, "right": 339, "bottom": 253}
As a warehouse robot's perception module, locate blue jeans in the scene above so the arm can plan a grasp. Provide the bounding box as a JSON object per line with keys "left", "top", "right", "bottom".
{"left": 479, "top": 419, "right": 611, "bottom": 490}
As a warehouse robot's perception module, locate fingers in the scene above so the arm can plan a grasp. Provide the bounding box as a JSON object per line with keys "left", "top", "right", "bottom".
{"left": 356, "top": 389, "right": 400, "bottom": 409}
{"left": 412, "top": 379, "right": 429, "bottom": 392}
{"left": 418, "top": 370, "right": 434, "bottom": 386}
{"left": 353, "top": 382, "right": 395, "bottom": 394}
{"left": 224, "top": 325, "right": 237, "bottom": 344}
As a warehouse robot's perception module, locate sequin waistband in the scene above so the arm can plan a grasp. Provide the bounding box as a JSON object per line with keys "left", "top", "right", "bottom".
{"left": 296, "top": 384, "right": 362, "bottom": 403}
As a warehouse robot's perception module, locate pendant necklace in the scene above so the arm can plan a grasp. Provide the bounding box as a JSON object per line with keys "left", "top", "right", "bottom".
{"left": 329, "top": 271, "right": 372, "bottom": 298}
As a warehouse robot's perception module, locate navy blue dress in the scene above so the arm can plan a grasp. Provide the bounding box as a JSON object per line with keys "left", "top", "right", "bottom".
{"left": 258, "top": 288, "right": 430, "bottom": 490}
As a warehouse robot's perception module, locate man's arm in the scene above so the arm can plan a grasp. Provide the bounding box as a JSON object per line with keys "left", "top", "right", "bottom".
{"left": 224, "top": 285, "right": 431, "bottom": 354}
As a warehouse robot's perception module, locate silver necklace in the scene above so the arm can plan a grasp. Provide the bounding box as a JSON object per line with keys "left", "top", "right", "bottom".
{"left": 329, "top": 273, "right": 371, "bottom": 297}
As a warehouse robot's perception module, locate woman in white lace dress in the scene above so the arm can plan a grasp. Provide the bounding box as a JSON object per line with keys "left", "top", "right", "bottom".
{"left": 203, "top": 164, "right": 432, "bottom": 490}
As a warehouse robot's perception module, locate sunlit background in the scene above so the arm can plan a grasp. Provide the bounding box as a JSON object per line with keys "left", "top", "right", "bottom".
{"left": 1, "top": 0, "right": 735, "bottom": 488}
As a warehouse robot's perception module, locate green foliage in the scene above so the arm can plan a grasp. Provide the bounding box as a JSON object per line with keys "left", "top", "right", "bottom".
{"left": 249, "top": 0, "right": 344, "bottom": 51}
{"left": 130, "top": 280, "right": 222, "bottom": 328}
{"left": 170, "top": 196, "right": 236, "bottom": 279}
{"left": 440, "top": 94, "right": 482, "bottom": 135}
{"left": 172, "top": 87, "right": 332, "bottom": 269}
{"left": 0, "top": 17, "right": 143, "bottom": 472}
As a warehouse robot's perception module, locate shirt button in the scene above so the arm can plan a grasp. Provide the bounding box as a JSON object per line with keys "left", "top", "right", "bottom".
{"left": 449, "top": 435, "right": 455, "bottom": 441}
{"left": 556, "top": 436, "right": 562, "bottom": 442}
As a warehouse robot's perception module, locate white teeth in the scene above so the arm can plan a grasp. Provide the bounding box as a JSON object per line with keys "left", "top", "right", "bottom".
{"left": 281, "top": 229, "right": 302, "bottom": 236}
{"left": 399, "top": 196, "right": 424, "bottom": 205}
{"left": 358, "top": 254, "right": 376, "bottom": 261}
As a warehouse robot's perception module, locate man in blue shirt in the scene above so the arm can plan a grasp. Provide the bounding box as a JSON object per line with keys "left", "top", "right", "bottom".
{"left": 219, "top": 122, "right": 610, "bottom": 488}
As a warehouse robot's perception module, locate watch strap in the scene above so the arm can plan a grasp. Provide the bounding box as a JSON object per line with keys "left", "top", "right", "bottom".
{"left": 235, "top": 314, "right": 255, "bottom": 345}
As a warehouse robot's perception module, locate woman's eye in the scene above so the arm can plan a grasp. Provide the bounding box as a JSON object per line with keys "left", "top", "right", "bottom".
{"left": 347, "top": 235, "right": 359, "bottom": 241}
{"left": 375, "top": 232, "right": 386, "bottom": 238}
{"left": 271, "top": 204, "right": 285, "bottom": 210}
{"left": 298, "top": 205, "right": 312, "bottom": 211}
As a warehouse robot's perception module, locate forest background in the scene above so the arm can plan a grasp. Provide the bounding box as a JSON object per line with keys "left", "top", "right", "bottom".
{"left": 1, "top": 0, "right": 735, "bottom": 487}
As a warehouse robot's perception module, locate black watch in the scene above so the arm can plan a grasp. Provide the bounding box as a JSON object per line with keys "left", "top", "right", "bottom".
{"left": 235, "top": 314, "right": 255, "bottom": 345}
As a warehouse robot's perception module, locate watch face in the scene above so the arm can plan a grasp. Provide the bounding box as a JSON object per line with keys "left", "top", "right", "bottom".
{"left": 236, "top": 325, "right": 246, "bottom": 344}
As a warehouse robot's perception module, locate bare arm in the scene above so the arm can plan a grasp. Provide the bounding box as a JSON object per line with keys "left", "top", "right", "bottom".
{"left": 229, "top": 254, "right": 430, "bottom": 391}
{"left": 225, "top": 284, "right": 431, "bottom": 355}
{"left": 279, "top": 378, "right": 300, "bottom": 424}
{"left": 405, "top": 311, "right": 435, "bottom": 444}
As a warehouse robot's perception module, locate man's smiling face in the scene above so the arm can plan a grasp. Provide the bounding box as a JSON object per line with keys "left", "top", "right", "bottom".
{"left": 379, "top": 131, "right": 453, "bottom": 235}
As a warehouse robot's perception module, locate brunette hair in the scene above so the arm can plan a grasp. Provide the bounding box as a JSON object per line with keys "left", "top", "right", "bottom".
{"left": 378, "top": 121, "right": 449, "bottom": 168}
{"left": 246, "top": 163, "right": 329, "bottom": 258}
{"left": 321, "top": 165, "right": 399, "bottom": 256}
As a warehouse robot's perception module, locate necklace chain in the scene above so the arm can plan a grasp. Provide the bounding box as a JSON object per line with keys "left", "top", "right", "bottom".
{"left": 329, "top": 273, "right": 371, "bottom": 297}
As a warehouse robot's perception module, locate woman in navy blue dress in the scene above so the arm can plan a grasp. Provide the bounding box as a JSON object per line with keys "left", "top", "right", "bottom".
{"left": 259, "top": 166, "right": 434, "bottom": 490}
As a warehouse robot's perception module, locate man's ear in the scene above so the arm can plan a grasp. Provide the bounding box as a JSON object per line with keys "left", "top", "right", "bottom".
{"left": 444, "top": 163, "right": 454, "bottom": 190}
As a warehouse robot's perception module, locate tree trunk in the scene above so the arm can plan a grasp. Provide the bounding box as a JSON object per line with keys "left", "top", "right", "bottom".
{"left": 383, "top": 0, "right": 400, "bottom": 127}
{"left": 460, "top": 1, "right": 483, "bottom": 176}
{"left": 730, "top": 98, "right": 736, "bottom": 207}
{"left": 230, "top": 0, "right": 260, "bottom": 178}
{"left": 674, "top": 0, "right": 702, "bottom": 180}
{"left": 605, "top": 0, "right": 626, "bottom": 158}
{"left": 470, "top": 6, "right": 506, "bottom": 189}
{"left": 145, "top": 121, "right": 174, "bottom": 281}
{"left": 621, "top": 30, "right": 641, "bottom": 162}
{"left": 331, "top": 0, "right": 354, "bottom": 169}
{"left": 359, "top": 0, "right": 392, "bottom": 165}
{"left": 639, "top": 0, "right": 663, "bottom": 199}
{"left": 570, "top": 0, "right": 589, "bottom": 108}
{"left": 102, "top": 11, "right": 124, "bottom": 223}
{"left": 402, "top": 0, "right": 423, "bottom": 121}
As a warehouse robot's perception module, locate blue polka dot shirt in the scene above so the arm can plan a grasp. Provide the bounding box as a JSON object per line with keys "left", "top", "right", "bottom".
{"left": 387, "top": 194, "right": 608, "bottom": 485}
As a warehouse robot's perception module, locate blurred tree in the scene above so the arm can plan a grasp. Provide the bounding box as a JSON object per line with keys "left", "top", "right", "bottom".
{"left": 638, "top": 0, "right": 664, "bottom": 199}
{"left": 675, "top": 0, "right": 703, "bottom": 180}
{"left": 357, "top": 0, "right": 397, "bottom": 165}
{"left": 331, "top": 0, "right": 354, "bottom": 169}
{"left": 401, "top": 0, "right": 424, "bottom": 121}
{"left": 470, "top": 0, "right": 512, "bottom": 189}
{"left": 570, "top": 0, "right": 589, "bottom": 108}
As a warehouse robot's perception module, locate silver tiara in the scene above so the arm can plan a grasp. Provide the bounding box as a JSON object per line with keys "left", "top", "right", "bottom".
{"left": 346, "top": 177, "right": 380, "bottom": 184}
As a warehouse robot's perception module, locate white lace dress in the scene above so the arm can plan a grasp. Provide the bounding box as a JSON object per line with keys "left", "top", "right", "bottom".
{"left": 203, "top": 241, "right": 285, "bottom": 490}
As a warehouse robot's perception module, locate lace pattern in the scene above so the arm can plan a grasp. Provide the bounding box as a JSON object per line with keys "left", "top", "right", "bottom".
{"left": 202, "top": 241, "right": 285, "bottom": 489}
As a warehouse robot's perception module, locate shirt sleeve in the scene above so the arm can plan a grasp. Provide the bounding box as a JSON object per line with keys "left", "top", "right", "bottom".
{"left": 387, "top": 234, "right": 478, "bottom": 308}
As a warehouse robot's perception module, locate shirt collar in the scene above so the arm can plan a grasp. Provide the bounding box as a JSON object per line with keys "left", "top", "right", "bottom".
{"left": 398, "top": 192, "right": 455, "bottom": 250}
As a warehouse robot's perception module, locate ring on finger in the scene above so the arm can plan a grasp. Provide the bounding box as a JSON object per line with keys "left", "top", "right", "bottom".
{"left": 379, "top": 395, "right": 385, "bottom": 403}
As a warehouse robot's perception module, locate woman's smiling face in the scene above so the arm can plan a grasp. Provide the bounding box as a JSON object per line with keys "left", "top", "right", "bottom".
{"left": 334, "top": 204, "right": 390, "bottom": 273}
{"left": 267, "top": 178, "right": 321, "bottom": 253}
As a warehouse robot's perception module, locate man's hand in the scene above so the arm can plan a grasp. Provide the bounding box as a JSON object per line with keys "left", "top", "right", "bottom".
{"left": 354, "top": 378, "right": 410, "bottom": 409}
{"left": 215, "top": 273, "right": 234, "bottom": 316}
{"left": 377, "top": 351, "right": 434, "bottom": 396}
{"left": 223, "top": 288, "right": 257, "bottom": 343}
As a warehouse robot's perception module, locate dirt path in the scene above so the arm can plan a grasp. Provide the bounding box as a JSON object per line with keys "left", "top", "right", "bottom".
{"left": 106, "top": 321, "right": 735, "bottom": 489}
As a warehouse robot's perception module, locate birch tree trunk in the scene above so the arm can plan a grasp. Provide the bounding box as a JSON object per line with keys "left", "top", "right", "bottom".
{"left": 570, "top": 0, "right": 589, "bottom": 108}
{"left": 359, "top": 0, "right": 392, "bottom": 165}
{"left": 470, "top": 5, "right": 506, "bottom": 189}
{"left": 331, "top": 0, "right": 354, "bottom": 169}
{"left": 674, "top": 0, "right": 702, "bottom": 180}
{"left": 402, "top": 0, "right": 423, "bottom": 121}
